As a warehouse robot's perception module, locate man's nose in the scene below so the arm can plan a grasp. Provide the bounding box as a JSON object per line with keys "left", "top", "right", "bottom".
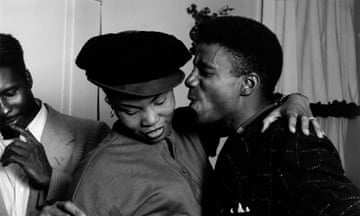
{"left": 141, "top": 108, "right": 159, "bottom": 127}
{"left": 0, "top": 98, "right": 12, "bottom": 117}
{"left": 185, "top": 69, "right": 199, "bottom": 88}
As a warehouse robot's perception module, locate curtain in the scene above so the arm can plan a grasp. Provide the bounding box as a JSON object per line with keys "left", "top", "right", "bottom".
{"left": 262, "top": 0, "right": 358, "bottom": 166}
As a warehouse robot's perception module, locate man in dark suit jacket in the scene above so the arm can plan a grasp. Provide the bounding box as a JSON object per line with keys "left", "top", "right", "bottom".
{"left": 185, "top": 16, "right": 360, "bottom": 215}
{"left": 0, "top": 33, "right": 110, "bottom": 216}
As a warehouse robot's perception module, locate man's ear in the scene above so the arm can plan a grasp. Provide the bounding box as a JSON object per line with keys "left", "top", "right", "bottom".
{"left": 24, "top": 70, "right": 33, "bottom": 88}
{"left": 240, "top": 73, "right": 260, "bottom": 96}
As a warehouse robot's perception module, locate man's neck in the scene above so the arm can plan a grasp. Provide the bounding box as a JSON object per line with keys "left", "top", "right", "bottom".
{"left": 228, "top": 94, "right": 272, "bottom": 135}
{"left": 23, "top": 99, "right": 41, "bottom": 128}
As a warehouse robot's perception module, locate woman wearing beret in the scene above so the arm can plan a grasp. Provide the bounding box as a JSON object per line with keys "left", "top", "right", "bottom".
{"left": 40, "top": 31, "right": 319, "bottom": 216}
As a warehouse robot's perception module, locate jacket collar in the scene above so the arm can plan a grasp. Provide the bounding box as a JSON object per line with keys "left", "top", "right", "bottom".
{"left": 41, "top": 104, "right": 75, "bottom": 147}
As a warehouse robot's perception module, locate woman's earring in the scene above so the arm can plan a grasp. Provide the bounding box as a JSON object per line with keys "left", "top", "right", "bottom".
{"left": 110, "top": 110, "right": 115, "bottom": 118}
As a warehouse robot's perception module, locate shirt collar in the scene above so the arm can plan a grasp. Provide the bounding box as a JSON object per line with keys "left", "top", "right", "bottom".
{"left": 26, "top": 101, "right": 48, "bottom": 141}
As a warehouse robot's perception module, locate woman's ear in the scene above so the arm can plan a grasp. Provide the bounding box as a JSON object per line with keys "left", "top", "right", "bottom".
{"left": 240, "top": 73, "right": 260, "bottom": 96}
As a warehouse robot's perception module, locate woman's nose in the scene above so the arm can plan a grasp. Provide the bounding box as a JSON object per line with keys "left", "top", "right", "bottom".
{"left": 141, "top": 108, "right": 159, "bottom": 126}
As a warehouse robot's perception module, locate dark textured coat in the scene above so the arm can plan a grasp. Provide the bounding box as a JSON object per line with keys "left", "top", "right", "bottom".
{"left": 215, "top": 109, "right": 360, "bottom": 216}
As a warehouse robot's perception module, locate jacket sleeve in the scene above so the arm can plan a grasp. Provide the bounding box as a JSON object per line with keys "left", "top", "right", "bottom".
{"left": 45, "top": 168, "right": 72, "bottom": 201}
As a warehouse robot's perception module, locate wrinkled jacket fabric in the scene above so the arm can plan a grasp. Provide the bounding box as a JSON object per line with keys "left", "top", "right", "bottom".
{"left": 5, "top": 103, "right": 110, "bottom": 216}
{"left": 215, "top": 107, "right": 360, "bottom": 216}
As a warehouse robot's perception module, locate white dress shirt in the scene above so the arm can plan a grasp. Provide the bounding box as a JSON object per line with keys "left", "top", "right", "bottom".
{"left": 0, "top": 102, "right": 48, "bottom": 216}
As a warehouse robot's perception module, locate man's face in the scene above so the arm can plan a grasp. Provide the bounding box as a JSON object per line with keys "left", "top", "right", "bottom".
{"left": 185, "top": 43, "right": 242, "bottom": 126}
{"left": 0, "top": 67, "right": 36, "bottom": 129}
{"left": 109, "top": 90, "right": 175, "bottom": 144}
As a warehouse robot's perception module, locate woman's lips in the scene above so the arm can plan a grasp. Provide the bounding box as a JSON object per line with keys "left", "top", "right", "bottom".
{"left": 145, "top": 127, "right": 164, "bottom": 139}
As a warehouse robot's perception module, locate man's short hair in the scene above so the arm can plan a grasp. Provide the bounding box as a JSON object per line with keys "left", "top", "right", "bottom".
{"left": 192, "top": 16, "right": 283, "bottom": 97}
{"left": 0, "top": 33, "right": 27, "bottom": 73}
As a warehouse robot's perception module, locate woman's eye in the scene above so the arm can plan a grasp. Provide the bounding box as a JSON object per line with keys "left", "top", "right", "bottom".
{"left": 154, "top": 98, "right": 166, "bottom": 105}
{"left": 116, "top": 108, "right": 137, "bottom": 116}
{"left": 124, "top": 110, "right": 138, "bottom": 115}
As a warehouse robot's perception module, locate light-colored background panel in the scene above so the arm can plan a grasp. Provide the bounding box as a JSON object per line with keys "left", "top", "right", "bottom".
{"left": 0, "top": 0, "right": 102, "bottom": 119}
{"left": 0, "top": 0, "right": 67, "bottom": 110}
{"left": 69, "top": 0, "right": 101, "bottom": 119}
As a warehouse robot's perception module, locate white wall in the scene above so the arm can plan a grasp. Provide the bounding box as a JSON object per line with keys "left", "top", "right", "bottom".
{"left": 0, "top": 0, "right": 68, "bottom": 110}
{"left": 0, "top": 0, "right": 101, "bottom": 120}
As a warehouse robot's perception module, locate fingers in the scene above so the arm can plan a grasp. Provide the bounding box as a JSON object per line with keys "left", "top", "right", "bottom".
{"left": 59, "top": 201, "right": 87, "bottom": 216}
{"left": 262, "top": 92, "right": 326, "bottom": 138}
{"left": 288, "top": 113, "right": 298, "bottom": 134}
{"left": 1, "top": 154, "right": 25, "bottom": 167}
{"left": 1, "top": 141, "right": 28, "bottom": 166}
{"left": 262, "top": 109, "right": 281, "bottom": 132}
{"left": 297, "top": 116, "right": 324, "bottom": 138}
{"left": 40, "top": 204, "right": 71, "bottom": 216}
{"left": 8, "top": 125, "right": 27, "bottom": 136}
{"left": 263, "top": 113, "right": 326, "bottom": 139}
{"left": 9, "top": 125, "right": 39, "bottom": 144}
{"left": 309, "top": 117, "right": 324, "bottom": 138}
{"left": 0, "top": 138, "right": 52, "bottom": 187}
{"left": 300, "top": 116, "right": 310, "bottom": 136}
{"left": 39, "top": 201, "right": 86, "bottom": 216}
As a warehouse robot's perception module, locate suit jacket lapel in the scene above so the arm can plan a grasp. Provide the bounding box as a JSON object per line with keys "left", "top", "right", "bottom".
{"left": 27, "top": 104, "right": 75, "bottom": 215}
{"left": 41, "top": 104, "right": 75, "bottom": 169}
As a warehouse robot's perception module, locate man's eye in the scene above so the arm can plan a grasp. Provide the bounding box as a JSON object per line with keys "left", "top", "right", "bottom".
{"left": 199, "top": 69, "right": 213, "bottom": 78}
{"left": 4, "top": 90, "right": 17, "bottom": 97}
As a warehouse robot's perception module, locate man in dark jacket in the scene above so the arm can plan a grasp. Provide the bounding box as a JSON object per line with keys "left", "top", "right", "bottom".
{"left": 185, "top": 16, "right": 360, "bottom": 215}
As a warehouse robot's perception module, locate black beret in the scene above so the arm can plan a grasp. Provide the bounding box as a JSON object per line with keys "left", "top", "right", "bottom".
{"left": 76, "top": 31, "right": 192, "bottom": 96}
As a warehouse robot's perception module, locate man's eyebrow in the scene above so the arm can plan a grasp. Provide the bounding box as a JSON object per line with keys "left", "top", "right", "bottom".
{"left": 0, "top": 86, "right": 19, "bottom": 94}
{"left": 193, "top": 55, "right": 215, "bottom": 69}
{"left": 194, "top": 59, "right": 215, "bottom": 69}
